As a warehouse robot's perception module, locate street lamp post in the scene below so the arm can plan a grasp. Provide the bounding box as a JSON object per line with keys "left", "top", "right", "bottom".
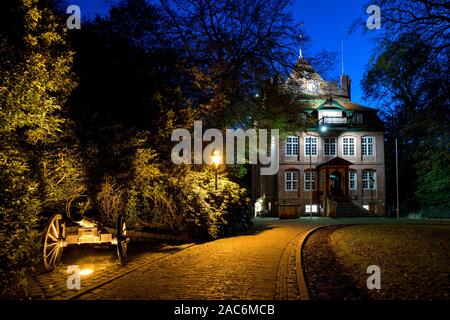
{"left": 369, "top": 177, "right": 374, "bottom": 215}
{"left": 309, "top": 142, "right": 312, "bottom": 219}
{"left": 395, "top": 138, "right": 400, "bottom": 218}
{"left": 308, "top": 123, "right": 327, "bottom": 218}
{"left": 211, "top": 150, "right": 221, "bottom": 190}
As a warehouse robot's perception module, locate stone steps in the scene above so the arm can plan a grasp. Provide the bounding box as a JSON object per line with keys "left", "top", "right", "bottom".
{"left": 335, "top": 200, "right": 370, "bottom": 217}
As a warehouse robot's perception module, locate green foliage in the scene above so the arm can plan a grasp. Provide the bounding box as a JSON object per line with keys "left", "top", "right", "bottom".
{"left": 362, "top": 31, "right": 449, "bottom": 214}
{"left": 165, "top": 169, "right": 253, "bottom": 239}
{"left": 408, "top": 206, "right": 450, "bottom": 220}
{"left": 0, "top": 0, "right": 76, "bottom": 298}
{"left": 38, "top": 144, "right": 89, "bottom": 209}
{"left": 415, "top": 144, "right": 450, "bottom": 208}
{"left": 124, "top": 148, "right": 252, "bottom": 239}
{"left": 124, "top": 148, "right": 172, "bottom": 229}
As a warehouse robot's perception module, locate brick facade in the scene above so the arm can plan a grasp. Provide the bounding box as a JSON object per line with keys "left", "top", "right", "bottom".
{"left": 252, "top": 68, "right": 386, "bottom": 217}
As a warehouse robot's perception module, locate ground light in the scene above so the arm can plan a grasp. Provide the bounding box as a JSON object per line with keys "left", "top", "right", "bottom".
{"left": 79, "top": 268, "right": 94, "bottom": 276}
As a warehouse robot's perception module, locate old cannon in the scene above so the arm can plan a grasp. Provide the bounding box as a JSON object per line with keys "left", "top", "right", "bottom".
{"left": 41, "top": 195, "right": 129, "bottom": 271}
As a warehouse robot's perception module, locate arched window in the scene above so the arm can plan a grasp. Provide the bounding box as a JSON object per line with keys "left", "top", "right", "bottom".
{"left": 362, "top": 170, "right": 376, "bottom": 190}
{"left": 304, "top": 136, "right": 318, "bottom": 156}
{"left": 342, "top": 136, "right": 355, "bottom": 156}
{"left": 285, "top": 136, "right": 299, "bottom": 156}
{"left": 362, "top": 136, "right": 375, "bottom": 156}
{"left": 323, "top": 137, "right": 337, "bottom": 156}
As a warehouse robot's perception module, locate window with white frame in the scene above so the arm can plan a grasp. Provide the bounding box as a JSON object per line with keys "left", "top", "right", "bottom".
{"left": 285, "top": 171, "right": 298, "bottom": 191}
{"left": 304, "top": 136, "right": 318, "bottom": 156}
{"left": 323, "top": 137, "right": 337, "bottom": 156}
{"left": 349, "top": 170, "right": 357, "bottom": 190}
{"left": 362, "top": 136, "right": 375, "bottom": 156}
{"left": 305, "top": 204, "right": 318, "bottom": 213}
{"left": 342, "top": 137, "right": 355, "bottom": 156}
{"left": 285, "top": 136, "right": 299, "bottom": 156}
{"left": 304, "top": 171, "right": 316, "bottom": 191}
{"left": 362, "top": 170, "right": 376, "bottom": 190}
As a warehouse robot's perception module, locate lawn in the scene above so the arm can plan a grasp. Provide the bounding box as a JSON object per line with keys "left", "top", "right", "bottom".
{"left": 303, "top": 223, "right": 450, "bottom": 300}
{"left": 330, "top": 224, "right": 450, "bottom": 299}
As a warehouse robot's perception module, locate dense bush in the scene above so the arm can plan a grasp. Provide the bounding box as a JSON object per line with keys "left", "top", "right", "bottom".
{"left": 166, "top": 170, "right": 253, "bottom": 239}
{"left": 0, "top": 149, "right": 41, "bottom": 298}
{"left": 408, "top": 206, "right": 450, "bottom": 220}
{"left": 0, "top": 0, "right": 78, "bottom": 298}
{"left": 123, "top": 148, "right": 172, "bottom": 229}
{"left": 124, "top": 149, "right": 253, "bottom": 239}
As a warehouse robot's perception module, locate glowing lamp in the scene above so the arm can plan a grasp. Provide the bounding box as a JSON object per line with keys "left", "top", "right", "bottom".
{"left": 211, "top": 150, "right": 222, "bottom": 167}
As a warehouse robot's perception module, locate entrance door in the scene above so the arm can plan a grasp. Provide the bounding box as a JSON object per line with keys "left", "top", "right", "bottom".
{"left": 329, "top": 171, "right": 342, "bottom": 198}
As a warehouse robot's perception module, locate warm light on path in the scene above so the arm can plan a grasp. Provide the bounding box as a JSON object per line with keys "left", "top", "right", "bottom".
{"left": 79, "top": 268, "right": 94, "bottom": 276}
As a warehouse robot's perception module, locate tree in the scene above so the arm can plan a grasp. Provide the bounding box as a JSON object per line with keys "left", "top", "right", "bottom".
{"left": 65, "top": 0, "right": 253, "bottom": 236}
{"left": 159, "top": 0, "right": 313, "bottom": 129}
{"left": 358, "top": 0, "right": 450, "bottom": 214}
{"left": 0, "top": 0, "right": 77, "bottom": 297}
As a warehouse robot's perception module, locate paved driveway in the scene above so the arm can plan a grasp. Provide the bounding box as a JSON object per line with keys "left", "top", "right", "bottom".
{"left": 29, "top": 217, "right": 425, "bottom": 300}
{"left": 77, "top": 217, "right": 327, "bottom": 299}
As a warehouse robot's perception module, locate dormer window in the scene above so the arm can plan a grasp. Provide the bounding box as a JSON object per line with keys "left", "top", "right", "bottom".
{"left": 299, "top": 113, "right": 307, "bottom": 123}
{"left": 353, "top": 113, "right": 363, "bottom": 124}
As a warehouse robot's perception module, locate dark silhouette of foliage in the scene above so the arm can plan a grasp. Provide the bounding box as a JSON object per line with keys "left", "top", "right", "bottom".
{"left": 358, "top": 0, "right": 450, "bottom": 215}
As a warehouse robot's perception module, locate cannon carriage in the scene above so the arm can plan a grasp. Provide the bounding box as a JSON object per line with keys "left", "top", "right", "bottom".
{"left": 41, "top": 195, "right": 129, "bottom": 271}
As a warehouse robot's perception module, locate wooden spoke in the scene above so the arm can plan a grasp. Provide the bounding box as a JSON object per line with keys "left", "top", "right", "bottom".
{"left": 47, "top": 233, "right": 58, "bottom": 242}
{"left": 42, "top": 214, "right": 65, "bottom": 271}
{"left": 51, "top": 222, "right": 58, "bottom": 238}
{"left": 116, "top": 215, "right": 128, "bottom": 266}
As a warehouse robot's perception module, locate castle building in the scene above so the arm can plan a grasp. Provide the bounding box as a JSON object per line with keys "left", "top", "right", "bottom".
{"left": 252, "top": 57, "right": 386, "bottom": 218}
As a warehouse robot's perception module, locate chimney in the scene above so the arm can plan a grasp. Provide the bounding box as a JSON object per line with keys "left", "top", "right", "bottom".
{"left": 340, "top": 74, "right": 351, "bottom": 100}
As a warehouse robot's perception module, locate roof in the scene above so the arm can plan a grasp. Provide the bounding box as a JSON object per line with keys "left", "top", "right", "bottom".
{"left": 316, "top": 157, "right": 354, "bottom": 169}
{"left": 334, "top": 99, "right": 378, "bottom": 112}
{"left": 299, "top": 98, "right": 378, "bottom": 112}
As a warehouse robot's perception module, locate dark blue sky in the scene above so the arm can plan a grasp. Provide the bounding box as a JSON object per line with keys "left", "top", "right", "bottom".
{"left": 292, "top": 0, "right": 380, "bottom": 104}
{"left": 68, "top": 0, "right": 381, "bottom": 104}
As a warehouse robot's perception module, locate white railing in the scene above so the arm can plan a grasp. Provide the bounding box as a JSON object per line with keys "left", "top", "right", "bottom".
{"left": 319, "top": 116, "right": 348, "bottom": 124}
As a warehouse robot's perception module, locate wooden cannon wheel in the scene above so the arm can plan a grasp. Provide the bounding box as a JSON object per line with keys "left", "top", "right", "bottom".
{"left": 42, "top": 213, "right": 65, "bottom": 271}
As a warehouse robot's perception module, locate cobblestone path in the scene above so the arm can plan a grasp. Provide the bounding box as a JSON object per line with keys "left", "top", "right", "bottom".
{"left": 28, "top": 217, "right": 411, "bottom": 300}
{"left": 76, "top": 218, "right": 326, "bottom": 300}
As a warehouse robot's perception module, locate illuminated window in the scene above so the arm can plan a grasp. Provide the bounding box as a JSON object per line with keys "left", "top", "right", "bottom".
{"left": 305, "top": 204, "right": 318, "bottom": 213}
{"left": 304, "top": 171, "right": 316, "bottom": 191}
{"left": 285, "top": 136, "right": 299, "bottom": 156}
{"left": 304, "top": 136, "right": 318, "bottom": 156}
{"left": 285, "top": 171, "right": 298, "bottom": 191}
{"left": 349, "top": 170, "right": 357, "bottom": 190}
{"left": 362, "top": 136, "right": 375, "bottom": 156}
{"left": 323, "top": 137, "right": 336, "bottom": 156}
{"left": 362, "top": 170, "right": 376, "bottom": 190}
{"left": 342, "top": 137, "right": 355, "bottom": 156}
